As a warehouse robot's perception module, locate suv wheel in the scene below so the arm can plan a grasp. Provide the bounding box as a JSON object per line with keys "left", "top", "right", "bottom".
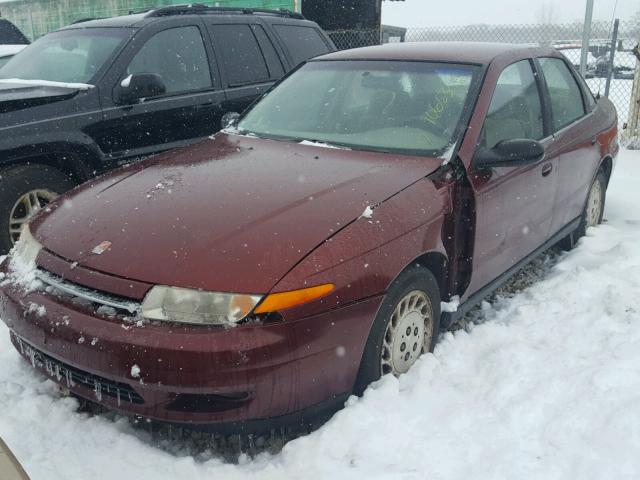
{"left": 354, "top": 266, "right": 440, "bottom": 395}
{"left": 0, "top": 164, "right": 75, "bottom": 253}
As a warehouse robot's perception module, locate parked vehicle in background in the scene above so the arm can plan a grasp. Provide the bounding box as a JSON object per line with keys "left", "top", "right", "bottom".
{"left": 557, "top": 46, "right": 596, "bottom": 77}
{"left": 0, "top": 5, "right": 334, "bottom": 253}
{"left": 0, "top": 45, "right": 25, "bottom": 68}
{"left": 0, "top": 18, "right": 29, "bottom": 69}
{"left": 0, "top": 42, "right": 618, "bottom": 434}
{"left": 594, "top": 50, "right": 638, "bottom": 79}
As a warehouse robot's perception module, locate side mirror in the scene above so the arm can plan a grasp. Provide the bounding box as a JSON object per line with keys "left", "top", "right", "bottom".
{"left": 474, "top": 139, "right": 545, "bottom": 169}
{"left": 115, "top": 73, "right": 166, "bottom": 104}
{"left": 221, "top": 111, "right": 240, "bottom": 130}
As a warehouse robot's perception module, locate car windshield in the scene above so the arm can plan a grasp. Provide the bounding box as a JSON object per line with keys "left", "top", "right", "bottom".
{"left": 237, "top": 60, "right": 479, "bottom": 156}
{"left": 0, "top": 28, "right": 130, "bottom": 84}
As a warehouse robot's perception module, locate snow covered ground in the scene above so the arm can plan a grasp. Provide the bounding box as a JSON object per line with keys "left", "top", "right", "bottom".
{"left": 1, "top": 147, "right": 640, "bottom": 479}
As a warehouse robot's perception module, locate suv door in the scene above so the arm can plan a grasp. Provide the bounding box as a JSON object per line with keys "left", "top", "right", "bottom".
{"left": 92, "top": 19, "right": 224, "bottom": 162}
{"left": 537, "top": 56, "right": 601, "bottom": 234}
{"left": 207, "top": 21, "right": 284, "bottom": 115}
{"left": 465, "top": 59, "right": 557, "bottom": 293}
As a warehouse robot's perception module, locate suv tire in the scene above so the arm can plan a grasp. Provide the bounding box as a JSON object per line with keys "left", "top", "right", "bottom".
{"left": 0, "top": 164, "right": 75, "bottom": 253}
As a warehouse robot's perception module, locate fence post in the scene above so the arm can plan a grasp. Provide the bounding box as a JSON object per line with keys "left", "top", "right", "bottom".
{"left": 27, "top": 7, "right": 35, "bottom": 41}
{"left": 580, "top": 0, "right": 594, "bottom": 77}
{"left": 627, "top": 45, "right": 640, "bottom": 148}
{"left": 604, "top": 19, "right": 619, "bottom": 98}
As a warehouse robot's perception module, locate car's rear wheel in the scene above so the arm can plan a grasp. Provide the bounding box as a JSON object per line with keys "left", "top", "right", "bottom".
{"left": 559, "top": 168, "right": 607, "bottom": 250}
{"left": 0, "top": 164, "right": 75, "bottom": 254}
{"left": 354, "top": 266, "right": 440, "bottom": 395}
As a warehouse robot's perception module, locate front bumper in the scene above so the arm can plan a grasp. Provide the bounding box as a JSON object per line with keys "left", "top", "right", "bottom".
{"left": 0, "top": 278, "right": 381, "bottom": 431}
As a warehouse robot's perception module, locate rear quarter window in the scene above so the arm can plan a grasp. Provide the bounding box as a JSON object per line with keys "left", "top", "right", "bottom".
{"left": 212, "top": 24, "right": 270, "bottom": 86}
{"left": 273, "top": 24, "right": 329, "bottom": 66}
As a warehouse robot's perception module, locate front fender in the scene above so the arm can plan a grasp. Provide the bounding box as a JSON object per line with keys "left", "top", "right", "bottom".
{"left": 271, "top": 177, "right": 449, "bottom": 321}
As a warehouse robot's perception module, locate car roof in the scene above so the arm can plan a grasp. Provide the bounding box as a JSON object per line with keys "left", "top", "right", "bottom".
{"left": 316, "top": 42, "right": 553, "bottom": 65}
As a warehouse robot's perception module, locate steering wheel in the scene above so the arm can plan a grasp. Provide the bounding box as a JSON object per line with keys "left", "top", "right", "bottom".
{"left": 404, "top": 115, "right": 451, "bottom": 138}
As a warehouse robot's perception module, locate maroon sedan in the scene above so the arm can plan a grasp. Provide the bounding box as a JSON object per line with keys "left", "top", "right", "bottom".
{"left": 0, "top": 42, "right": 617, "bottom": 432}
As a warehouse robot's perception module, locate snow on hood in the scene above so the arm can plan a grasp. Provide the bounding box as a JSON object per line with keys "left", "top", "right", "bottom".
{"left": 0, "top": 44, "right": 25, "bottom": 56}
{"left": 31, "top": 133, "right": 445, "bottom": 294}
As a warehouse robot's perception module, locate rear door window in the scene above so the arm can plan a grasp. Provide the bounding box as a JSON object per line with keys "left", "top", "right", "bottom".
{"left": 539, "top": 57, "right": 586, "bottom": 131}
{"left": 211, "top": 24, "right": 270, "bottom": 86}
{"left": 251, "top": 25, "right": 284, "bottom": 79}
{"left": 272, "top": 25, "right": 329, "bottom": 66}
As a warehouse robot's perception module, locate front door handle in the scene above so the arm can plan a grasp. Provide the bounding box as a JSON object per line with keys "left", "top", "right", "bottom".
{"left": 541, "top": 163, "right": 553, "bottom": 177}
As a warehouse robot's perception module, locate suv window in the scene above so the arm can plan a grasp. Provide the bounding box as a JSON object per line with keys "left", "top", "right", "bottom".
{"left": 252, "top": 25, "right": 284, "bottom": 79}
{"left": 539, "top": 57, "right": 585, "bottom": 131}
{"left": 273, "top": 25, "right": 329, "bottom": 66}
{"left": 212, "top": 24, "right": 270, "bottom": 86}
{"left": 127, "top": 26, "right": 212, "bottom": 94}
{"left": 483, "top": 60, "right": 544, "bottom": 148}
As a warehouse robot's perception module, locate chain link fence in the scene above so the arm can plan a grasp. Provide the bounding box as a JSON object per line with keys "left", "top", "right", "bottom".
{"left": 328, "top": 20, "right": 640, "bottom": 138}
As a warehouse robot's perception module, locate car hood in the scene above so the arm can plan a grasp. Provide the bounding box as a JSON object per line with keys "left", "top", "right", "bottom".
{"left": 32, "top": 133, "right": 446, "bottom": 294}
{"left": 0, "top": 80, "right": 81, "bottom": 113}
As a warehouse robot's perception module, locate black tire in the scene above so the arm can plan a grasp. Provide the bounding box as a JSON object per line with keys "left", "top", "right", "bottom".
{"left": 353, "top": 265, "right": 441, "bottom": 395}
{"left": 559, "top": 168, "right": 607, "bottom": 251}
{"left": 0, "top": 164, "right": 75, "bottom": 254}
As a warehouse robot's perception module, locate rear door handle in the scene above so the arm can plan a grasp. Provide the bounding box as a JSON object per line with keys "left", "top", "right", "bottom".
{"left": 541, "top": 163, "right": 553, "bottom": 177}
{"left": 591, "top": 136, "right": 598, "bottom": 145}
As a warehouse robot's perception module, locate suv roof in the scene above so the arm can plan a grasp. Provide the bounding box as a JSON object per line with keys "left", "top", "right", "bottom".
{"left": 61, "top": 4, "right": 308, "bottom": 30}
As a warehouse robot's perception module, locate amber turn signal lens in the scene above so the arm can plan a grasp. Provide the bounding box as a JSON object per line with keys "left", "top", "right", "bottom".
{"left": 254, "top": 283, "right": 335, "bottom": 314}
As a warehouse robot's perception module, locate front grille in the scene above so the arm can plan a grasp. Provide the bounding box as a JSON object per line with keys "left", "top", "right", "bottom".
{"left": 14, "top": 335, "right": 144, "bottom": 405}
{"left": 35, "top": 268, "right": 141, "bottom": 316}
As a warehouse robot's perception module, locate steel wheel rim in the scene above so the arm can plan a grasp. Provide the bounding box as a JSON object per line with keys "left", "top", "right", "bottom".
{"left": 381, "top": 290, "right": 433, "bottom": 376}
{"left": 9, "top": 189, "right": 58, "bottom": 244}
{"left": 585, "top": 180, "right": 603, "bottom": 228}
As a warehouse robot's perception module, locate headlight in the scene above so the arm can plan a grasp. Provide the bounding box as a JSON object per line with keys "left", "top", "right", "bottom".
{"left": 11, "top": 224, "right": 42, "bottom": 270}
{"left": 140, "top": 285, "right": 261, "bottom": 326}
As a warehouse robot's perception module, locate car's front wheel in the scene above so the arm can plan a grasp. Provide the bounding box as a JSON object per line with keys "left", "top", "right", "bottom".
{"left": 354, "top": 266, "right": 440, "bottom": 395}
{"left": 560, "top": 168, "right": 607, "bottom": 250}
{"left": 0, "top": 164, "right": 75, "bottom": 254}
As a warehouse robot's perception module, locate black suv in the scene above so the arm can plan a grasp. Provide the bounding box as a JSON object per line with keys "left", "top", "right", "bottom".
{"left": 0, "top": 5, "right": 334, "bottom": 253}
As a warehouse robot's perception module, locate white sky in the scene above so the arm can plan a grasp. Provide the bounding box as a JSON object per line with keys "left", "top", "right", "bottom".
{"left": 382, "top": 0, "right": 639, "bottom": 27}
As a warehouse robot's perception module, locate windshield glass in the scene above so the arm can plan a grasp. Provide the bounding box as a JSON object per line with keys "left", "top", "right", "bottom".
{"left": 0, "top": 28, "right": 130, "bottom": 84}
{"left": 238, "top": 60, "right": 478, "bottom": 156}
